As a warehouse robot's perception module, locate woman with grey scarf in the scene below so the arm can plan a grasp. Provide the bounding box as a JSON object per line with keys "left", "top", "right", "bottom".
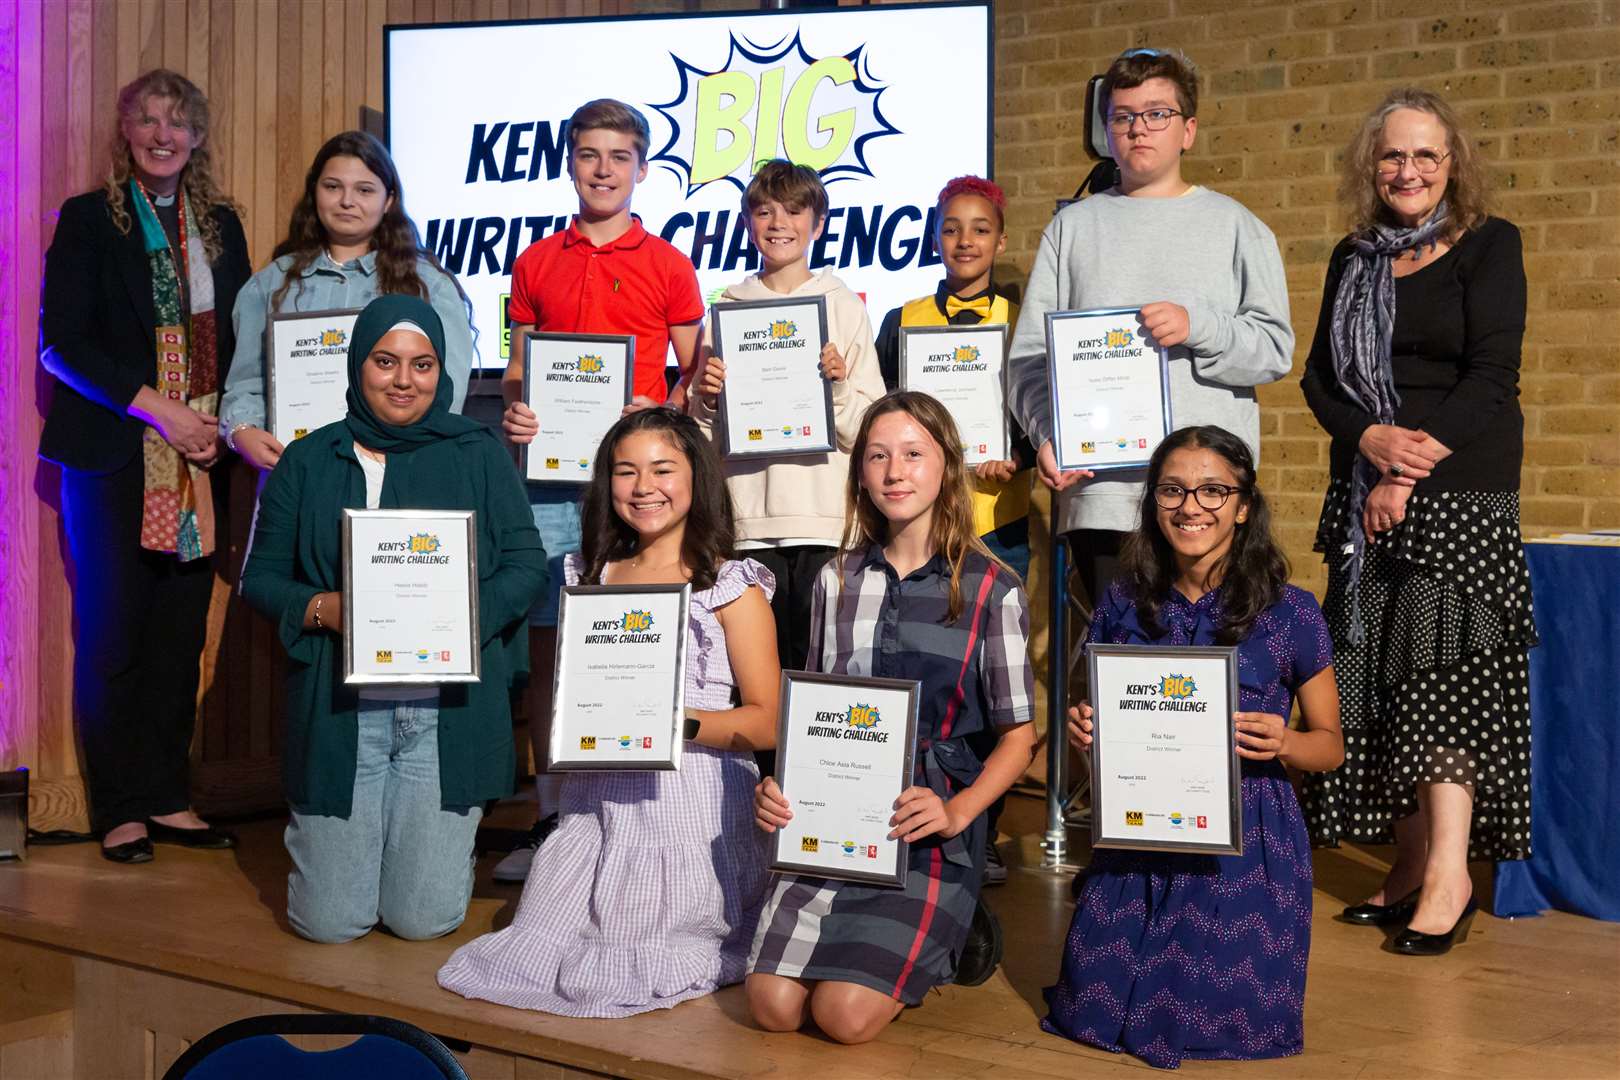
{"left": 1298, "top": 88, "right": 1535, "bottom": 957}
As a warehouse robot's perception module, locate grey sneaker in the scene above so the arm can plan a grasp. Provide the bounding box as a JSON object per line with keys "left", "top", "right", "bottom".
{"left": 491, "top": 813, "right": 558, "bottom": 883}
{"left": 981, "top": 840, "right": 1009, "bottom": 886}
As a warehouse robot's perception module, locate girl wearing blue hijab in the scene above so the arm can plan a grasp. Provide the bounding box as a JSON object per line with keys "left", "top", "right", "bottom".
{"left": 242, "top": 294, "right": 546, "bottom": 943}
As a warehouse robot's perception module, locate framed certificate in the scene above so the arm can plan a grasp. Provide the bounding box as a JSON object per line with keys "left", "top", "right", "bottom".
{"left": 1045, "top": 307, "right": 1173, "bottom": 472}
{"left": 899, "top": 323, "right": 1010, "bottom": 465}
{"left": 548, "top": 583, "right": 691, "bottom": 771}
{"left": 770, "top": 670, "right": 921, "bottom": 887}
{"left": 342, "top": 509, "right": 480, "bottom": 685}
{"left": 265, "top": 307, "right": 362, "bottom": 444}
{"left": 710, "top": 296, "right": 834, "bottom": 460}
{"left": 1087, "top": 643, "right": 1242, "bottom": 856}
{"left": 520, "top": 332, "right": 635, "bottom": 484}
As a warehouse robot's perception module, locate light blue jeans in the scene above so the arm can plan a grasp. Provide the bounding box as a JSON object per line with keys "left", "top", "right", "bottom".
{"left": 527, "top": 485, "right": 582, "bottom": 627}
{"left": 285, "top": 697, "right": 482, "bottom": 944}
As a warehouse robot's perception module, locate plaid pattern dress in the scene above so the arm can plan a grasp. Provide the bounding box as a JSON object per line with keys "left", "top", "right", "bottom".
{"left": 748, "top": 546, "right": 1034, "bottom": 1004}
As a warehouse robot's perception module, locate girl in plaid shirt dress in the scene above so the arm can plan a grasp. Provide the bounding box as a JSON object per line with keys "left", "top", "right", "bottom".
{"left": 747, "top": 391, "right": 1039, "bottom": 1044}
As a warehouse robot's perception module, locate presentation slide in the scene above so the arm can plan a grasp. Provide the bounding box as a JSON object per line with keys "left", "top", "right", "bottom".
{"left": 386, "top": 2, "right": 991, "bottom": 370}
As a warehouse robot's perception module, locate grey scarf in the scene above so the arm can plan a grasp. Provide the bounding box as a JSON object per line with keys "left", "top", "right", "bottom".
{"left": 1328, "top": 203, "right": 1451, "bottom": 645}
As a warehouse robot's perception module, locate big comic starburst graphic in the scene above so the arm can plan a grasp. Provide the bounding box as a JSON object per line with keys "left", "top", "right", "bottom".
{"left": 648, "top": 28, "right": 900, "bottom": 196}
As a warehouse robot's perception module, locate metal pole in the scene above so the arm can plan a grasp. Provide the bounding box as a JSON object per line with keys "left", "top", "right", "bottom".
{"left": 1041, "top": 504, "right": 1070, "bottom": 868}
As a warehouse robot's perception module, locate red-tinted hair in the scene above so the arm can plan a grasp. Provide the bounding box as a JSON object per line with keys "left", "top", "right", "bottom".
{"left": 936, "top": 175, "right": 1006, "bottom": 227}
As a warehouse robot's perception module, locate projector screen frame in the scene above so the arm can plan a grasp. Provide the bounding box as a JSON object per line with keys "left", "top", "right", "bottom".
{"left": 382, "top": 0, "right": 996, "bottom": 373}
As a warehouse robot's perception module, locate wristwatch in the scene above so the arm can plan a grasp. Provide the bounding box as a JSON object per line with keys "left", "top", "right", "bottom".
{"left": 683, "top": 707, "right": 702, "bottom": 742}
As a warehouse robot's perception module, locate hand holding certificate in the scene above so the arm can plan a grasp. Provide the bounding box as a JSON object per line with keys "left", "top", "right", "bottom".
{"left": 767, "top": 671, "right": 920, "bottom": 887}
{"left": 1045, "top": 307, "right": 1173, "bottom": 472}
{"left": 548, "top": 583, "right": 690, "bottom": 771}
{"left": 521, "top": 332, "right": 634, "bottom": 483}
{"left": 899, "top": 324, "right": 1010, "bottom": 465}
{"left": 266, "top": 308, "right": 362, "bottom": 444}
{"left": 342, "top": 509, "right": 480, "bottom": 684}
{"left": 1086, "top": 644, "right": 1242, "bottom": 855}
{"left": 710, "top": 296, "right": 834, "bottom": 459}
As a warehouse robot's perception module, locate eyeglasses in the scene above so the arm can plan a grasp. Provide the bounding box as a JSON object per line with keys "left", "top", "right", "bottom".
{"left": 1375, "top": 148, "right": 1451, "bottom": 176}
{"left": 1106, "top": 108, "right": 1185, "bottom": 133}
{"left": 1153, "top": 483, "right": 1243, "bottom": 511}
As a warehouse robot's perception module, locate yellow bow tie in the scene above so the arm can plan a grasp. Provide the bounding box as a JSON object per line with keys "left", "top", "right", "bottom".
{"left": 944, "top": 293, "right": 992, "bottom": 320}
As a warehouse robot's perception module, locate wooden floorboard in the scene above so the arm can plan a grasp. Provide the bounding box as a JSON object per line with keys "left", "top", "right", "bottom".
{"left": 0, "top": 798, "right": 1614, "bottom": 1079}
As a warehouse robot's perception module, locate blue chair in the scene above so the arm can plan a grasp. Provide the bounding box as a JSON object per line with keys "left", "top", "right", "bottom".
{"left": 161, "top": 1013, "right": 469, "bottom": 1080}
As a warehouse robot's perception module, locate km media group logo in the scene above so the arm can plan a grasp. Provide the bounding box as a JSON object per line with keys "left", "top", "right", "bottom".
{"left": 798, "top": 835, "right": 879, "bottom": 860}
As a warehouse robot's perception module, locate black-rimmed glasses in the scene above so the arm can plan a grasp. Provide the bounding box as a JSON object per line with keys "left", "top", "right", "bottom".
{"left": 1153, "top": 483, "right": 1243, "bottom": 511}
{"left": 1106, "top": 108, "right": 1185, "bottom": 133}
{"left": 1375, "top": 148, "right": 1451, "bottom": 176}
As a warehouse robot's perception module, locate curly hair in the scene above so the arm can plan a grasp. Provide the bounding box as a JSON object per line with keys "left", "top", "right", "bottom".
{"left": 936, "top": 175, "right": 1007, "bottom": 227}
{"left": 270, "top": 130, "right": 468, "bottom": 316}
{"left": 577, "top": 409, "right": 736, "bottom": 594}
{"left": 1339, "top": 86, "right": 1490, "bottom": 239}
{"left": 841, "top": 391, "right": 1009, "bottom": 623}
{"left": 102, "top": 69, "right": 240, "bottom": 262}
{"left": 1117, "top": 426, "right": 1289, "bottom": 646}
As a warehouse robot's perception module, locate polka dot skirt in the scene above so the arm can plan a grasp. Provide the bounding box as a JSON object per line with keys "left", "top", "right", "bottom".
{"left": 1300, "top": 481, "right": 1538, "bottom": 863}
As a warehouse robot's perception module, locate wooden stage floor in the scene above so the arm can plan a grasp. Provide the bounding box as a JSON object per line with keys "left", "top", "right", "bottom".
{"left": 0, "top": 794, "right": 1616, "bottom": 1079}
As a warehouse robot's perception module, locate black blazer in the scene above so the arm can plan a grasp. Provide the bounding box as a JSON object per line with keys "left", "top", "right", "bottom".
{"left": 39, "top": 189, "right": 251, "bottom": 474}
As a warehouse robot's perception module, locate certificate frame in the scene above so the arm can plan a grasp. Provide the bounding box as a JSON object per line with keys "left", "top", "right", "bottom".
{"left": 264, "top": 307, "right": 363, "bottom": 445}
{"left": 1044, "top": 306, "right": 1173, "bottom": 473}
{"left": 1087, "top": 643, "right": 1242, "bottom": 856}
{"left": 547, "top": 582, "right": 691, "bottom": 772}
{"left": 519, "top": 331, "right": 635, "bottom": 485}
{"left": 769, "top": 670, "right": 921, "bottom": 887}
{"left": 710, "top": 296, "right": 835, "bottom": 460}
{"left": 341, "top": 508, "right": 481, "bottom": 685}
{"left": 898, "top": 323, "right": 1010, "bottom": 465}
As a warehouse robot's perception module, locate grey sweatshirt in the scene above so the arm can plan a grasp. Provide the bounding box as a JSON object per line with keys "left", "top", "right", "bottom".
{"left": 1007, "top": 186, "right": 1294, "bottom": 533}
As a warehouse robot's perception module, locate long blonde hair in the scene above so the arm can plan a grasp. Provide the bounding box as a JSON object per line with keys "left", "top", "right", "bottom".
{"left": 841, "top": 391, "right": 1006, "bottom": 623}
{"left": 1339, "top": 86, "right": 1490, "bottom": 240}
{"left": 102, "top": 69, "right": 240, "bottom": 261}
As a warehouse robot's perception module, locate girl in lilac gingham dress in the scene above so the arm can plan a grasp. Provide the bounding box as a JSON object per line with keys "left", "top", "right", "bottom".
{"left": 1045, "top": 427, "right": 1344, "bottom": 1069}
{"left": 438, "top": 410, "right": 781, "bottom": 1018}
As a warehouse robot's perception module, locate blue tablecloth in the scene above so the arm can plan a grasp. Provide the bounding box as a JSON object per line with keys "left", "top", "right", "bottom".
{"left": 1493, "top": 543, "right": 1620, "bottom": 921}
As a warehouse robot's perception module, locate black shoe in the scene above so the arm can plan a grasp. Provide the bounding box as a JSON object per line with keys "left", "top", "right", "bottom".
{"left": 146, "top": 819, "right": 237, "bottom": 849}
{"left": 1392, "top": 897, "right": 1477, "bottom": 956}
{"left": 954, "top": 898, "right": 1003, "bottom": 987}
{"left": 101, "top": 836, "right": 154, "bottom": 864}
{"left": 1342, "top": 889, "right": 1420, "bottom": 926}
{"left": 981, "top": 842, "right": 1009, "bottom": 887}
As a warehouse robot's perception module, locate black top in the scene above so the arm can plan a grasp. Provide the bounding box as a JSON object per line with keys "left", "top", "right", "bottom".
{"left": 1300, "top": 216, "right": 1526, "bottom": 492}
{"left": 39, "top": 189, "right": 251, "bottom": 474}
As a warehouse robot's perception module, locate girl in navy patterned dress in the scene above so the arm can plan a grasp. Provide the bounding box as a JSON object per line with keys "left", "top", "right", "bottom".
{"left": 1044, "top": 425, "right": 1344, "bottom": 1069}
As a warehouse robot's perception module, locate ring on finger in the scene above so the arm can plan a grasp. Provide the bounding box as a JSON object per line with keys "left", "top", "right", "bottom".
{"left": 1390, "top": 463, "right": 1405, "bottom": 477}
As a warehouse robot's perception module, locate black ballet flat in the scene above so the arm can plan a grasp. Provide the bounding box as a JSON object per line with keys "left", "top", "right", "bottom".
{"left": 101, "top": 836, "right": 154, "bottom": 864}
{"left": 1341, "top": 889, "right": 1421, "bottom": 926}
{"left": 1392, "top": 897, "right": 1478, "bottom": 956}
{"left": 146, "top": 819, "right": 238, "bottom": 849}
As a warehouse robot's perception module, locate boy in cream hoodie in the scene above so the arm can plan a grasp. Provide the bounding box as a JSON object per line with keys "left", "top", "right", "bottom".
{"left": 690, "top": 159, "right": 884, "bottom": 674}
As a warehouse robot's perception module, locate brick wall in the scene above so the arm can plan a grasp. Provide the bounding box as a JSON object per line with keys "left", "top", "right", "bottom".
{"left": 990, "top": 0, "right": 1620, "bottom": 593}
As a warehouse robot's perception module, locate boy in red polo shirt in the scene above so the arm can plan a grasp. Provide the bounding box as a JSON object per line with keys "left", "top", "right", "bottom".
{"left": 497, "top": 98, "right": 705, "bottom": 881}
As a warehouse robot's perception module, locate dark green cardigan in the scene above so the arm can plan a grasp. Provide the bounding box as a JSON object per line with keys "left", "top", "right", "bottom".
{"left": 241, "top": 422, "right": 546, "bottom": 815}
